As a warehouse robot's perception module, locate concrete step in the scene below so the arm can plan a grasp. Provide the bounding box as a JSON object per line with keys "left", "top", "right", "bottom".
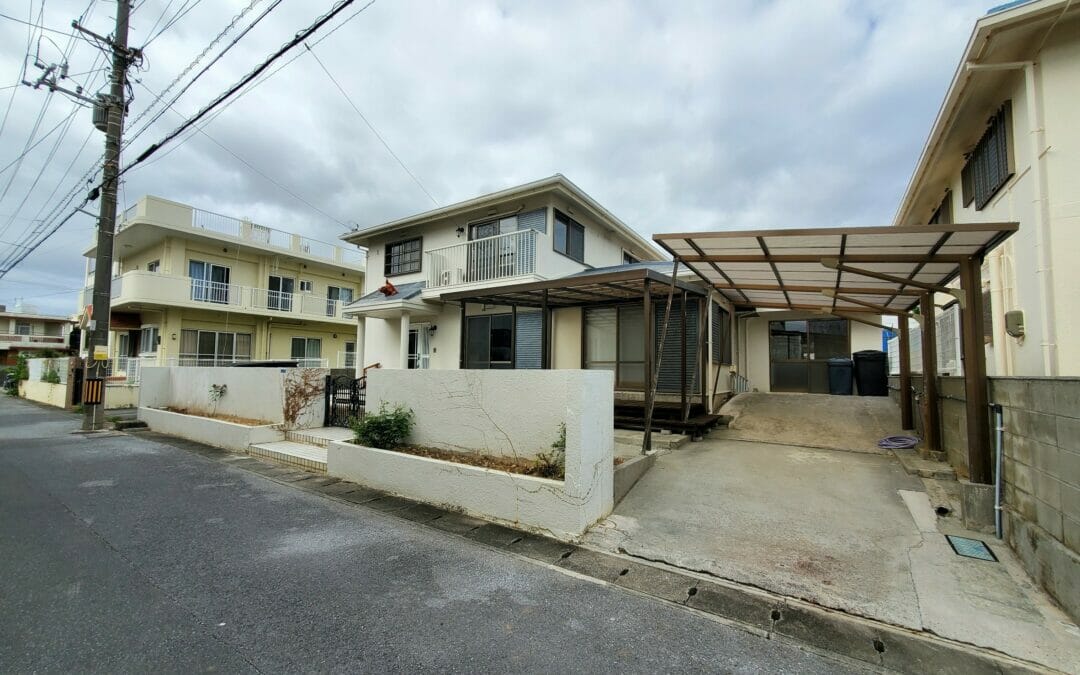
{"left": 614, "top": 430, "right": 690, "bottom": 452}
{"left": 285, "top": 427, "right": 354, "bottom": 448}
{"left": 249, "top": 440, "right": 327, "bottom": 473}
{"left": 113, "top": 419, "right": 148, "bottom": 431}
{"left": 893, "top": 448, "right": 957, "bottom": 481}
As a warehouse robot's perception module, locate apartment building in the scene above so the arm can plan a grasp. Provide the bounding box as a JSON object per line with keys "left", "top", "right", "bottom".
{"left": 80, "top": 196, "right": 366, "bottom": 371}
{"left": 0, "top": 304, "right": 73, "bottom": 365}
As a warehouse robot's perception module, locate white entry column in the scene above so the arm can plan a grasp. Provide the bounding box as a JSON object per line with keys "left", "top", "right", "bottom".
{"left": 354, "top": 316, "right": 366, "bottom": 378}
{"left": 399, "top": 312, "right": 410, "bottom": 369}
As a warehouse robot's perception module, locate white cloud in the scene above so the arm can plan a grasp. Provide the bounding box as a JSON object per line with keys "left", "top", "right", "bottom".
{"left": 0, "top": 0, "right": 990, "bottom": 314}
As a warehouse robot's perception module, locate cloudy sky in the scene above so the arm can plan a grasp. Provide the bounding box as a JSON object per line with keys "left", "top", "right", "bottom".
{"left": 0, "top": 0, "right": 991, "bottom": 315}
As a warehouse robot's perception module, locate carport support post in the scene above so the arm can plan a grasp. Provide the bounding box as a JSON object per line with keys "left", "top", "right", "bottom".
{"left": 919, "top": 293, "right": 941, "bottom": 454}
{"left": 541, "top": 290, "right": 550, "bottom": 369}
{"left": 642, "top": 279, "right": 653, "bottom": 453}
{"left": 959, "top": 258, "right": 992, "bottom": 484}
{"left": 898, "top": 314, "right": 913, "bottom": 430}
{"left": 698, "top": 296, "right": 708, "bottom": 413}
{"left": 680, "top": 291, "right": 688, "bottom": 421}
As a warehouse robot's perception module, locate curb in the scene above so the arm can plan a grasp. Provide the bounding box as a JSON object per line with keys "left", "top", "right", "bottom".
{"left": 138, "top": 430, "right": 1050, "bottom": 675}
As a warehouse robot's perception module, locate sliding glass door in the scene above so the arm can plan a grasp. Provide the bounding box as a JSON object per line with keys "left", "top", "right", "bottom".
{"left": 769, "top": 319, "right": 849, "bottom": 393}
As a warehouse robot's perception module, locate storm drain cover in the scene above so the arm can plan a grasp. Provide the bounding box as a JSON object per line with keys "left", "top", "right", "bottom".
{"left": 946, "top": 535, "right": 998, "bottom": 562}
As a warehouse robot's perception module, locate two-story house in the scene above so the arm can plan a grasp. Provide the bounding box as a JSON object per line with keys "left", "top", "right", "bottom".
{"left": 0, "top": 304, "right": 73, "bottom": 365}
{"left": 81, "top": 196, "right": 366, "bottom": 372}
{"left": 893, "top": 0, "right": 1080, "bottom": 377}
{"left": 341, "top": 175, "right": 742, "bottom": 431}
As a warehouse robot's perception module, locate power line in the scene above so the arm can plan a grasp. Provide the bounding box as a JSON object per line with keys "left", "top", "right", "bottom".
{"left": 124, "top": 0, "right": 359, "bottom": 177}
{"left": 0, "top": 11, "right": 81, "bottom": 40}
{"left": 141, "top": 0, "right": 207, "bottom": 48}
{"left": 305, "top": 44, "right": 437, "bottom": 207}
{"left": 0, "top": 107, "right": 79, "bottom": 178}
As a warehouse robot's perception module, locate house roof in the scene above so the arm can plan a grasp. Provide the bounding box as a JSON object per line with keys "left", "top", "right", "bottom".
{"left": 440, "top": 265, "right": 706, "bottom": 309}
{"left": 654, "top": 222, "right": 1017, "bottom": 314}
{"left": 344, "top": 281, "right": 426, "bottom": 309}
{"left": 892, "top": 0, "right": 1080, "bottom": 225}
{"left": 341, "top": 174, "right": 662, "bottom": 261}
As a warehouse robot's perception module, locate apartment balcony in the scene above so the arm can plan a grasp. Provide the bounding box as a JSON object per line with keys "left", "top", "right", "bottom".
{"left": 95, "top": 196, "right": 366, "bottom": 270}
{"left": 0, "top": 333, "right": 67, "bottom": 349}
{"left": 425, "top": 229, "right": 539, "bottom": 293}
{"left": 109, "top": 271, "right": 354, "bottom": 323}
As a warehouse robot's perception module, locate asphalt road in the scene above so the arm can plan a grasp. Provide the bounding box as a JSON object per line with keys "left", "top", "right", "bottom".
{"left": 0, "top": 397, "right": 865, "bottom": 673}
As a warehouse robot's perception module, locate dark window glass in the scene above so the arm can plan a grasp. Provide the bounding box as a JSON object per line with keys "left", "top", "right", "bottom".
{"left": 490, "top": 314, "right": 513, "bottom": 364}
{"left": 553, "top": 210, "right": 585, "bottom": 262}
{"left": 623, "top": 251, "right": 640, "bottom": 264}
{"left": 384, "top": 237, "right": 422, "bottom": 275}
{"left": 466, "top": 316, "right": 491, "bottom": 368}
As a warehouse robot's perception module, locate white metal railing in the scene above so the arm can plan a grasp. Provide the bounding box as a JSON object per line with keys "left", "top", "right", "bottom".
{"left": 426, "top": 229, "right": 536, "bottom": 289}
{"left": 0, "top": 333, "right": 66, "bottom": 344}
{"left": 190, "top": 279, "right": 243, "bottom": 306}
{"left": 168, "top": 356, "right": 253, "bottom": 367}
{"left": 104, "top": 356, "right": 151, "bottom": 384}
{"left": 337, "top": 351, "right": 356, "bottom": 368}
{"left": 192, "top": 208, "right": 242, "bottom": 236}
{"left": 886, "top": 304, "right": 963, "bottom": 376}
{"left": 295, "top": 358, "right": 329, "bottom": 368}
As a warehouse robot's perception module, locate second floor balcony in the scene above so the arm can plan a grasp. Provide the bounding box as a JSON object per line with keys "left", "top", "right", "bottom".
{"left": 108, "top": 271, "right": 353, "bottom": 322}
{"left": 426, "top": 229, "right": 538, "bottom": 291}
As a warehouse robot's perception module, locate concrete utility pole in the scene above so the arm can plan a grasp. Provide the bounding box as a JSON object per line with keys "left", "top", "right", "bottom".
{"left": 82, "top": 0, "right": 134, "bottom": 430}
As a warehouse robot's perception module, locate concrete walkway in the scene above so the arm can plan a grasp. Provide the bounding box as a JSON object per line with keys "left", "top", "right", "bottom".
{"left": 584, "top": 438, "right": 1080, "bottom": 672}
{"left": 718, "top": 392, "right": 903, "bottom": 453}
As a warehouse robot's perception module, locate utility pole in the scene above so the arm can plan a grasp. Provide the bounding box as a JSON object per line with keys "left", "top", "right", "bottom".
{"left": 82, "top": 0, "right": 135, "bottom": 430}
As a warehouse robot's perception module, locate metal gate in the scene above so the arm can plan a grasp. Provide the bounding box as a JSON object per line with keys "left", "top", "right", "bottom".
{"left": 324, "top": 375, "right": 365, "bottom": 427}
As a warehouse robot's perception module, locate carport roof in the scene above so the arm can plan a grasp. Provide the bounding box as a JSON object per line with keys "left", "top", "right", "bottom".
{"left": 653, "top": 222, "right": 1017, "bottom": 314}
{"left": 440, "top": 265, "right": 706, "bottom": 308}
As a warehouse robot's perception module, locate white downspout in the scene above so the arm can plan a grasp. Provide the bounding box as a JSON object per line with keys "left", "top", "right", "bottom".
{"left": 966, "top": 61, "right": 1057, "bottom": 375}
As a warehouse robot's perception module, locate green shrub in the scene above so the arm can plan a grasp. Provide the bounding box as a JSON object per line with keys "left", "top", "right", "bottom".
{"left": 533, "top": 423, "right": 566, "bottom": 479}
{"left": 351, "top": 403, "right": 414, "bottom": 449}
{"left": 41, "top": 366, "right": 61, "bottom": 384}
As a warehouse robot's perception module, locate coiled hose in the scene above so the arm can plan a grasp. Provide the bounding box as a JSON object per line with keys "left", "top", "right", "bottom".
{"left": 877, "top": 435, "right": 920, "bottom": 450}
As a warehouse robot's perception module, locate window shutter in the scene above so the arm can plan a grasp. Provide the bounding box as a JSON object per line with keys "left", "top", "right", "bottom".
{"left": 654, "top": 300, "right": 701, "bottom": 394}
{"left": 516, "top": 209, "right": 546, "bottom": 234}
{"left": 514, "top": 310, "right": 542, "bottom": 369}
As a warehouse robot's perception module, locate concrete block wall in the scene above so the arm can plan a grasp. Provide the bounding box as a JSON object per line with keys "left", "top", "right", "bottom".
{"left": 889, "top": 374, "right": 1080, "bottom": 621}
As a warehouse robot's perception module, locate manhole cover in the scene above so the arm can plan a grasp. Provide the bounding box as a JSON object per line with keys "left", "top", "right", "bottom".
{"left": 946, "top": 535, "right": 998, "bottom": 562}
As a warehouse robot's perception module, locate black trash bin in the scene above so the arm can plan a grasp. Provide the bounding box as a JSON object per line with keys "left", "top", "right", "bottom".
{"left": 852, "top": 349, "right": 888, "bottom": 396}
{"left": 827, "top": 358, "right": 853, "bottom": 395}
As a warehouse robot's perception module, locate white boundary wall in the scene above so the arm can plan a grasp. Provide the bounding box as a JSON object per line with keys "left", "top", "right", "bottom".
{"left": 139, "top": 366, "right": 328, "bottom": 428}
{"left": 328, "top": 369, "right": 614, "bottom": 539}
{"left": 139, "top": 407, "right": 283, "bottom": 452}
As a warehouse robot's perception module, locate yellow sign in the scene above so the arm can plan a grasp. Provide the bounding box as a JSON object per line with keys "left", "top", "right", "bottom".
{"left": 93, "top": 345, "right": 109, "bottom": 361}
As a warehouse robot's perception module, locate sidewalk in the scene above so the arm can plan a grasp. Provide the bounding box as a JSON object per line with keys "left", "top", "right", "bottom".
{"left": 583, "top": 436, "right": 1080, "bottom": 672}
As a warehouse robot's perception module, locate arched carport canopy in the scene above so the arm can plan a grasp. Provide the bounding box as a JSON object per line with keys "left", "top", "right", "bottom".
{"left": 653, "top": 221, "right": 1018, "bottom": 485}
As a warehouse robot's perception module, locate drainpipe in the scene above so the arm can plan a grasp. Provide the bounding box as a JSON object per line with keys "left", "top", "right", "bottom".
{"left": 966, "top": 61, "right": 1057, "bottom": 375}
{"left": 992, "top": 403, "right": 1005, "bottom": 539}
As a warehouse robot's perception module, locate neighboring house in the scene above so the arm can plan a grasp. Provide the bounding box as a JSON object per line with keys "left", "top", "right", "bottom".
{"left": 893, "top": 0, "right": 1080, "bottom": 377}
{"left": 340, "top": 175, "right": 740, "bottom": 423}
{"left": 79, "top": 195, "right": 366, "bottom": 373}
{"left": 0, "top": 305, "right": 73, "bottom": 365}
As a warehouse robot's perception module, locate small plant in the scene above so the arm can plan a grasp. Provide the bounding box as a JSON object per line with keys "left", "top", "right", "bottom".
{"left": 42, "top": 364, "right": 61, "bottom": 384}
{"left": 351, "top": 403, "right": 414, "bottom": 449}
{"left": 208, "top": 383, "right": 228, "bottom": 402}
{"left": 533, "top": 423, "right": 566, "bottom": 479}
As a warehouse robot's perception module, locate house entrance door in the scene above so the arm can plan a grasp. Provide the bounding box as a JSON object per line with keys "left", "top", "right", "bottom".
{"left": 768, "top": 319, "right": 849, "bottom": 393}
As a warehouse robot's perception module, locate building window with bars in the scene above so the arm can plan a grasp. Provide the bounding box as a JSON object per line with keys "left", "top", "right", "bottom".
{"left": 384, "top": 237, "right": 422, "bottom": 276}
{"left": 961, "top": 101, "right": 1014, "bottom": 210}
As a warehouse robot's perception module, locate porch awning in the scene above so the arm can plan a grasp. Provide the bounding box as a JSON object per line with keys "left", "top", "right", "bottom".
{"left": 653, "top": 222, "right": 1017, "bottom": 314}
{"left": 440, "top": 264, "right": 707, "bottom": 307}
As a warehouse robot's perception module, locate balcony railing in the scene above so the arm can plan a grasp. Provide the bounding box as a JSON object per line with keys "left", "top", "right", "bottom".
{"left": 426, "top": 229, "right": 537, "bottom": 289}
{"left": 0, "top": 333, "right": 66, "bottom": 345}
{"left": 114, "top": 197, "right": 367, "bottom": 269}
{"left": 107, "top": 271, "right": 353, "bottom": 321}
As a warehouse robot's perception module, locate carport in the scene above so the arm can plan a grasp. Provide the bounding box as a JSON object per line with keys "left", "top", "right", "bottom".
{"left": 652, "top": 222, "right": 1017, "bottom": 485}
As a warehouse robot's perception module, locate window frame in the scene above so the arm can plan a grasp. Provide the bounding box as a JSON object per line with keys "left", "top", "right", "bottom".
{"left": 179, "top": 329, "right": 252, "bottom": 365}
{"left": 146, "top": 260, "right": 160, "bottom": 272}
{"left": 383, "top": 236, "right": 423, "bottom": 276}
{"left": 961, "top": 101, "right": 1014, "bottom": 211}
{"left": 553, "top": 209, "right": 585, "bottom": 263}
{"left": 138, "top": 324, "right": 160, "bottom": 355}
{"left": 622, "top": 250, "right": 640, "bottom": 265}
{"left": 290, "top": 337, "right": 322, "bottom": 363}
{"left": 583, "top": 304, "right": 646, "bottom": 390}
{"left": 299, "top": 279, "right": 313, "bottom": 293}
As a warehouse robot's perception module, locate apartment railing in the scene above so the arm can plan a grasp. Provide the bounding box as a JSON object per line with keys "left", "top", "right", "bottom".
{"left": 104, "top": 356, "right": 151, "bottom": 384}
{"left": 0, "top": 332, "right": 66, "bottom": 344}
{"left": 426, "top": 229, "right": 537, "bottom": 289}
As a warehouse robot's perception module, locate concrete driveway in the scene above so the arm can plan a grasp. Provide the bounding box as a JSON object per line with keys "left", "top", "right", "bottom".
{"left": 584, "top": 435, "right": 1080, "bottom": 672}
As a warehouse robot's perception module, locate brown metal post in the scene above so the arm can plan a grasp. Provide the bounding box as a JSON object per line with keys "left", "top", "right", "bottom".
{"left": 540, "top": 290, "right": 550, "bottom": 369}
{"left": 919, "top": 293, "right": 941, "bottom": 454}
{"left": 898, "top": 314, "right": 913, "bottom": 430}
{"left": 459, "top": 302, "right": 467, "bottom": 369}
{"left": 960, "top": 259, "right": 992, "bottom": 484}
{"left": 510, "top": 304, "right": 517, "bottom": 368}
{"left": 698, "top": 297, "right": 708, "bottom": 413}
{"left": 642, "top": 279, "right": 653, "bottom": 453}
{"left": 680, "top": 291, "right": 688, "bottom": 421}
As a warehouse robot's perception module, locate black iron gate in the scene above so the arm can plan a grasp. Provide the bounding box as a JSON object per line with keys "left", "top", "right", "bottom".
{"left": 324, "top": 375, "right": 365, "bottom": 427}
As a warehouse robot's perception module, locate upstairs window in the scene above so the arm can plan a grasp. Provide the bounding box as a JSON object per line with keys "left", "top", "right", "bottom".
{"left": 554, "top": 210, "right": 585, "bottom": 263}
{"left": 384, "top": 237, "right": 422, "bottom": 276}
{"left": 623, "top": 250, "right": 640, "bottom": 265}
{"left": 928, "top": 191, "right": 952, "bottom": 225}
{"left": 961, "top": 101, "right": 1014, "bottom": 210}
{"left": 147, "top": 260, "right": 160, "bottom": 272}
